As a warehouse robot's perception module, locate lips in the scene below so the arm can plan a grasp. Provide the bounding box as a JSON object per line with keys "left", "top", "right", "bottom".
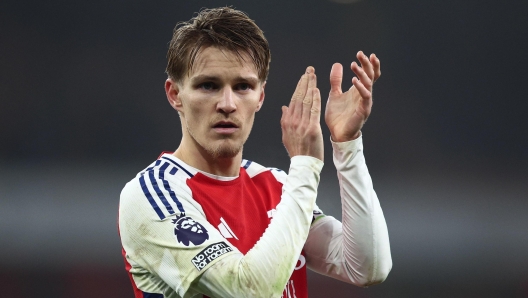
{"left": 213, "top": 121, "right": 239, "bottom": 129}
{"left": 212, "top": 120, "right": 239, "bottom": 134}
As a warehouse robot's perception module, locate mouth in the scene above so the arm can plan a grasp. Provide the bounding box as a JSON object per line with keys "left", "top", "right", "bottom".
{"left": 213, "top": 121, "right": 239, "bottom": 129}
{"left": 212, "top": 121, "right": 239, "bottom": 134}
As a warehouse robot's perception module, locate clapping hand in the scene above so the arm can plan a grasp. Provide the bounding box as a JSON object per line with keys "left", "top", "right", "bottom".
{"left": 325, "top": 51, "right": 381, "bottom": 142}
{"left": 281, "top": 67, "right": 324, "bottom": 162}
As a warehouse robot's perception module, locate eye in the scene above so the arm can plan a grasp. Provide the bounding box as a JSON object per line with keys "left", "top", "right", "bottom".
{"left": 199, "top": 82, "right": 217, "bottom": 91}
{"left": 235, "top": 83, "right": 251, "bottom": 91}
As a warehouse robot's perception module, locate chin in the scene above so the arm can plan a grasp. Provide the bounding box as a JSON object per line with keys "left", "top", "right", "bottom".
{"left": 208, "top": 145, "right": 242, "bottom": 159}
{"left": 215, "top": 149, "right": 240, "bottom": 159}
{"left": 187, "top": 126, "right": 247, "bottom": 160}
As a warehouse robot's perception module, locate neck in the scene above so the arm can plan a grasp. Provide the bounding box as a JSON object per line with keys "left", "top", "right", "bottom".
{"left": 174, "top": 139, "right": 242, "bottom": 177}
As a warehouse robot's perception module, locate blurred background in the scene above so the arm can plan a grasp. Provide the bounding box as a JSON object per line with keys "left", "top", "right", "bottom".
{"left": 1, "top": 0, "right": 527, "bottom": 297}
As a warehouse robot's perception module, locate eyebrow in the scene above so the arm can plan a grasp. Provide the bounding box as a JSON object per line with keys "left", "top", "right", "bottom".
{"left": 190, "top": 75, "right": 260, "bottom": 85}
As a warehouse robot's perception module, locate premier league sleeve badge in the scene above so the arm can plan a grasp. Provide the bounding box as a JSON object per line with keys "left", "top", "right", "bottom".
{"left": 172, "top": 213, "right": 210, "bottom": 246}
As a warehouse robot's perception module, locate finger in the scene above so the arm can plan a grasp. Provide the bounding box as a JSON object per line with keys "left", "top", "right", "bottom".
{"left": 280, "top": 105, "right": 289, "bottom": 144}
{"left": 290, "top": 73, "right": 308, "bottom": 118}
{"left": 307, "top": 68, "right": 317, "bottom": 89}
{"left": 352, "top": 77, "right": 373, "bottom": 117}
{"left": 351, "top": 61, "right": 373, "bottom": 90}
{"left": 370, "top": 54, "right": 381, "bottom": 82}
{"left": 309, "top": 88, "right": 321, "bottom": 125}
{"left": 356, "top": 51, "right": 374, "bottom": 81}
{"left": 294, "top": 70, "right": 311, "bottom": 120}
{"left": 352, "top": 77, "right": 372, "bottom": 100}
{"left": 302, "top": 72, "right": 316, "bottom": 122}
{"left": 280, "top": 105, "right": 288, "bottom": 126}
{"left": 329, "top": 63, "right": 343, "bottom": 96}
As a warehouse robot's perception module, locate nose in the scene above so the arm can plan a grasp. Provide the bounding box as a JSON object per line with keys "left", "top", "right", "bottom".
{"left": 217, "top": 87, "right": 237, "bottom": 114}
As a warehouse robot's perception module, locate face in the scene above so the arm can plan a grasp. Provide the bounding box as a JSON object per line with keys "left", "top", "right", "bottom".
{"left": 166, "top": 46, "right": 265, "bottom": 160}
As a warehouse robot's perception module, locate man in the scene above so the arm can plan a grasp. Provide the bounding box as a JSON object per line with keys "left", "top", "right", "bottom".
{"left": 119, "top": 7, "right": 391, "bottom": 298}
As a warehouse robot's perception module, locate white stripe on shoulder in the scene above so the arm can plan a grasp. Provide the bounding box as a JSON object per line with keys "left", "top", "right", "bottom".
{"left": 241, "top": 159, "right": 287, "bottom": 182}
{"left": 242, "top": 159, "right": 267, "bottom": 178}
{"left": 159, "top": 153, "right": 198, "bottom": 177}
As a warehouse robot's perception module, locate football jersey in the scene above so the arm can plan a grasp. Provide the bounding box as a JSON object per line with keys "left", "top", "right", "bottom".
{"left": 120, "top": 136, "right": 393, "bottom": 297}
{"left": 119, "top": 153, "right": 321, "bottom": 298}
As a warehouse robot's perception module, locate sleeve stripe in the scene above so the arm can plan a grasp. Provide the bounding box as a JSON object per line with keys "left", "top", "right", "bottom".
{"left": 148, "top": 163, "right": 175, "bottom": 216}
{"left": 139, "top": 173, "right": 165, "bottom": 220}
{"left": 139, "top": 160, "right": 187, "bottom": 220}
{"left": 161, "top": 156, "right": 194, "bottom": 177}
{"left": 142, "top": 292, "right": 163, "bottom": 298}
{"left": 158, "top": 162, "right": 185, "bottom": 214}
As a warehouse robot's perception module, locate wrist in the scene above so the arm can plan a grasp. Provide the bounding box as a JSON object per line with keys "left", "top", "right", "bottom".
{"left": 330, "top": 131, "right": 361, "bottom": 143}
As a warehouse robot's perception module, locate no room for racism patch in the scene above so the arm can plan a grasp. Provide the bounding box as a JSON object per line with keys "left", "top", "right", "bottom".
{"left": 192, "top": 242, "right": 233, "bottom": 271}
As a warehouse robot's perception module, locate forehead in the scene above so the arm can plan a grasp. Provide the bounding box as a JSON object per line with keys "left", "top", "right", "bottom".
{"left": 187, "top": 47, "right": 259, "bottom": 81}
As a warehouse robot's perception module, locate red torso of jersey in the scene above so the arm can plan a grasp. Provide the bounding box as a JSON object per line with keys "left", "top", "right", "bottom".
{"left": 187, "top": 167, "right": 308, "bottom": 298}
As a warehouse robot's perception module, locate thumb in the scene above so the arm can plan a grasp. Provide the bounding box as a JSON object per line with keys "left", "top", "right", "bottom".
{"left": 329, "top": 63, "right": 343, "bottom": 96}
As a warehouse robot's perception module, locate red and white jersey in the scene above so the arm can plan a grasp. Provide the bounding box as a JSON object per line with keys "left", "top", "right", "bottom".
{"left": 183, "top": 157, "right": 312, "bottom": 298}
{"left": 119, "top": 136, "right": 392, "bottom": 298}
{"left": 120, "top": 154, "right": 322, "bottom": 298}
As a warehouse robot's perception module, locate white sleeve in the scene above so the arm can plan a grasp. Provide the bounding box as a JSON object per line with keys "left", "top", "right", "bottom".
{"left": 194, "top": 156, "right": 323, "bottom": 297}
{"left": 119, "top": 171, "right": 238, "bottom": 297}
{"left": 303, "top": 135, "right": 392, "bottom": 287}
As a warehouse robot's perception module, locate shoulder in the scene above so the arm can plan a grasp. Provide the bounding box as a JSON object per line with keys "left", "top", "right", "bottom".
{"left": 120, "top": 156, "right": 203, "bottom": 221}
{"left": 241, "top": 159, "right": 287, "bottom": 183}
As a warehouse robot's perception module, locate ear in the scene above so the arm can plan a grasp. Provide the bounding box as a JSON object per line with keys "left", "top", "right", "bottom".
{"left": 255, "top": 81, "right": 266, "bottom": 112}
{"left": 165, "top": 78, "right": 183, "bottom": 112}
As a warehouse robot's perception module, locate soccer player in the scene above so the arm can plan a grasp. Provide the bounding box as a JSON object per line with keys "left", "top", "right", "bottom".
{"left": 119, "top": 7, "right": 392, "bottom": 298}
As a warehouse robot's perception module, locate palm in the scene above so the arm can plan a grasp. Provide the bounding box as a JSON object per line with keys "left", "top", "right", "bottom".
{"left": 324, "top": 52, "right": 380, "bottom": 142}
{"left": 325, "top": 84, "right": 370, "bottom": 142}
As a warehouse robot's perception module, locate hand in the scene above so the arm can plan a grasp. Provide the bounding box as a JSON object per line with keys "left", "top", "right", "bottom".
{"left": 281, "top": 66, "right": 324, "bottom": 162}
{"left": 325, "top": 51, "right": 381, "bottom": 142}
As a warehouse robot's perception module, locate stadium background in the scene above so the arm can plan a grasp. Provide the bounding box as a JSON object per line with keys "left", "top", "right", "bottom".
{"left": 1, "top": 0, "right": 527, "bottom": 297}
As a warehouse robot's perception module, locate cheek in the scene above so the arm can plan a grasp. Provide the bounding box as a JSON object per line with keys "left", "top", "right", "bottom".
{"left": 186, "top": 100, "right": 209, "bottom": 117}
{"left": 188, "top": 107, "right": 213, "bottom": 131}
{"left": 243, "top": 112, "right": 256, "bottom": 130}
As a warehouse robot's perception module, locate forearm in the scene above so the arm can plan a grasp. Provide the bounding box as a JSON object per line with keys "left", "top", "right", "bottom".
{"left": 196, "top": 156, "right": 323, "bottom": 297}
{"left": 305, "top": 136, "right": 391, "bottom": 286}
{"left": 336, "top": 137, "right": 391, "bottom": 285}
